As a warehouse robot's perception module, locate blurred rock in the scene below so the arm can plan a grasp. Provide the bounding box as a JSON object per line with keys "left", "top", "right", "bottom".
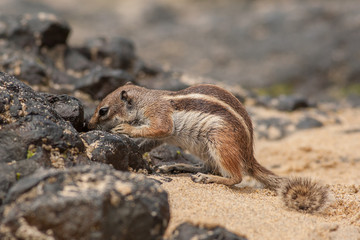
{"left": 137, "top": 70, "right": 190, "bottom": 91}
{"left": 346, "top": 95, "right": 360, "bottom": 108}
{"left": 0, "top": 48, "right": 49, "bottom": 86}
{"left": 0, "top": 158, "right": 40, "bottom": 205}
{"left": 80, "top": 131, "right": 150, "bottom": 172}
{"left": 257, "top": 95, "right": 314, "bottom": 112}
{"left": 64, "top": 47, "right": 94, "bottom": 72}
{"left": 40, "top": 93, "right": 85, "bottom": 131}
{"left": 1, "top": 166, "right": 169, "bottom": 240}
{"left": 133, "top": 138, "right": 164, "bottom": 154}
{"left": 169, "top": 222, "right": 247, "bottom": 240}
{"left": 121, "top": 0, "right": 360, "bottom": 98}
{"left": 0, "top": 13, "right": 70, "bottom": 49}
{"left": 296, "top": 116, "right": 323, "bottom": 130}
{"left": 50, "top": 67, "right": 78, "bottom": 85}
{"left": 80, "top": 36, "right": 136, "bottom": 70}
{"left": 255, "top": 117, "right": 293, "bottom": 140}
{"left": 76, "top": 67, "right": 134, "bottom": 100}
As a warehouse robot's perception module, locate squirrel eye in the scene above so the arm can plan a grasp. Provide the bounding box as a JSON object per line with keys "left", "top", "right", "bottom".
{"left": 99, "top": 107, "right": 109, "bottom": 117}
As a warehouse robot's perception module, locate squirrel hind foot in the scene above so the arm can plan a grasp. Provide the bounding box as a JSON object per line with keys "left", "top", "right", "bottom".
{"left": 279, "top": 177, "right": 329, "bottom": 213}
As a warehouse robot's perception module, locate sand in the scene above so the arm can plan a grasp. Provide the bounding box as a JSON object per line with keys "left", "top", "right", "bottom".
{"left": 151, "top": 107, "right": 360, "bottom": 240}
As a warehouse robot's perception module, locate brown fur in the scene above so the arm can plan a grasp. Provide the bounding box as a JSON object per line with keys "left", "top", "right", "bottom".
{"left": 89, "top": 83, "right": 329, "bottom": 213}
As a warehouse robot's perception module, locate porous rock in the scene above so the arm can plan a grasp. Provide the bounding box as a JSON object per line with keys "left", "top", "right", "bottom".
{"left": 0, "top": 71, "right": 64, "bottom": 125}
{"left": 0, "top": 72, "right": 90, "bottom": 202}
{"left": 168, "top": 222, "right": 247, "bottom": 240}
{"left": 80, "top": 130, "right": 150, "bottom": 172}
{"left": 0, "top": 72, "right": 85, "bottom": 159}
{"left": 40, "top": 92, "right": 85, "bottom": 131}
{"left": 1, "top": 165, "right": 170, "bottom": 240}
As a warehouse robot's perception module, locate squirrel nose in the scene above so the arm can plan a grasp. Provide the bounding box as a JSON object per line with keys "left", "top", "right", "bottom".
{"left": 87, "top": 117, "right": 97, "bottom": 130}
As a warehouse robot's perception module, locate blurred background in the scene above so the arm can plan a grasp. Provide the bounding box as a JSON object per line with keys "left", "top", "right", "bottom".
{"left": 1, "top": 0, "right": 360, "bottom": 100}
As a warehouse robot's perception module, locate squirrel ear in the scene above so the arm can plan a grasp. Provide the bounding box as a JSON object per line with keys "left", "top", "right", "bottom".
{"left": 121, "top": 90, "right": 131, "bottom": 105}
{"left": 125, "top": 82, "right": 133, "bottom": 86}
{"left": 121, "top": 90, "right": 128, "bottom": 101}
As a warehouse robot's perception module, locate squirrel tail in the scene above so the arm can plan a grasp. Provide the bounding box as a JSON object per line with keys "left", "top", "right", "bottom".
{"left": 279, "top": 177, "right": 329, "bottom": 213}
{"left": 249, "top": 158, "right": 329, "bottom": 213}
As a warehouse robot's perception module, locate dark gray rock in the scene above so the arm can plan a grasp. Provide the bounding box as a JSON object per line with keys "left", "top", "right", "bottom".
{"left": 0, "top": 163, "right": 17, "bottom": 205}
{"left": 80, "top": 36, "right": 136, "bottom": 70}
{"left": 64, "top": 47, "right": 94, "bottom": 72}
{"left": 3, "top": 114, "right": 84, "bottom": 153}
{"left": 49, "top": 67, "right": 78, "bottom": 85}
{"left": 0, "top": 73, "right": 85, "bottom": 163}
{"left": 0, "top": 114, "right": 87, "bottom": 167}
{"left": 80, "top": 131, "right": 150, "bottom": 172}
{"left": 0, "top": 160, "right": 40, "bottom": 205}
{"left": 169, "top": 222, "right": 247, "bottom": 240}
{"left": 76, "top": 67, "right": 134, "bottom": 100}
{"left": 296, "top": 116, "right": 323, "bottom": 130}
{"left": 0, "top": 71, "right": 63, "bottom": 124}
{"left": 149, "top": 144, "right": 202, "bottom": 170}
{"left": 0, "top": 48, "right": 49, "bottom": 86}
{"left": 0, "top": 72, "right": 90, "bottom": 201}
{"left": 40, "top": 93, "right": 85, "bottom": 131}
{"left": 0, "top": 13, "right": 70, "bottom": 49}
{"left": 1, "top": 166, "right": 170, "bottom": 240}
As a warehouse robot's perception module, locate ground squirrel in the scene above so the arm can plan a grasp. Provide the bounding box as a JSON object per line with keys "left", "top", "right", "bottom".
{"left": 89, "top": 83, "right": 329, "bottom": 213}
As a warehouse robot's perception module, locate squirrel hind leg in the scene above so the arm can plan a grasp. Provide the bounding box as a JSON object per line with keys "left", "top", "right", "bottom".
{"left": 280, "top": 177, "right": 329, "bottom": 213}
{"left": 191, "top": 172, "right": 242, "bottom": 186}
{"left": 190, "top": 137, "right": 243, "bottom": 186}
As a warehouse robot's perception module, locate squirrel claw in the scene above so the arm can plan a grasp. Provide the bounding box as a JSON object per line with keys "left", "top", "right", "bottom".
{"left": 111, "top": 123, "right": 131, "bottom": 135}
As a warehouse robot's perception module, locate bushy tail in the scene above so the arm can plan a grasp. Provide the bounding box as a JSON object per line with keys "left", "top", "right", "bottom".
{"left": 249, "top": 158, "right": 329, "bottom": 213}
{"left": 279, "top": 177, "right": 329, "bottom": 213}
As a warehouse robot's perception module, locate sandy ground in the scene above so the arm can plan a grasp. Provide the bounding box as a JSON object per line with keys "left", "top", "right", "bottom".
{"left": 152, "top": 107, "right": 360, "bottom": 240}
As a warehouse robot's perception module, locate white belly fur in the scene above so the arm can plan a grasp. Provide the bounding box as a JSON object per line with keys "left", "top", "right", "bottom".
{"left": 164, "top": 110, "right": 224, "bottom": 164}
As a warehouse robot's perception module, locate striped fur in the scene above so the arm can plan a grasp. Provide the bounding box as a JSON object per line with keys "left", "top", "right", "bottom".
{"left": 164, "top": 94, "right": 251, "bottom": 141}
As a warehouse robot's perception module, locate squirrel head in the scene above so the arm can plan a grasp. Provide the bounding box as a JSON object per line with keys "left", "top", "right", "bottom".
{"left": 88, "top": 82, "right": 140, "bottom": 131}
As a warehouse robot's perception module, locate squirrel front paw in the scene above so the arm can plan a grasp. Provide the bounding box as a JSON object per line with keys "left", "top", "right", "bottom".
{"left": 111, "top": 123, "right": 133, "bottom": 135}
